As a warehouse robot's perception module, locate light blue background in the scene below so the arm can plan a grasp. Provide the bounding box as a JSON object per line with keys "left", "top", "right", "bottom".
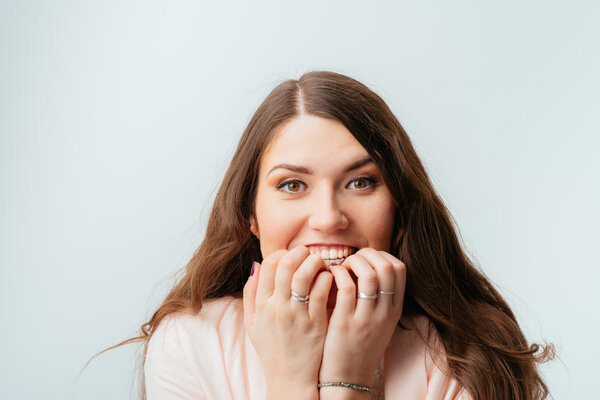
{"left": 1, "top": 1, "right": 598, "bottom": 399}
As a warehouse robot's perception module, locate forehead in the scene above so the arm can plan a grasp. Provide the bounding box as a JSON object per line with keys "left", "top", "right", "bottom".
{"left": 260, "top": 115, "right": 369, "bottom": 169}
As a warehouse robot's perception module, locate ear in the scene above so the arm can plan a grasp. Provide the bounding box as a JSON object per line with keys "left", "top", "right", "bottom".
{"left": 249, "top": 216, "right": 260, "bottom": 239}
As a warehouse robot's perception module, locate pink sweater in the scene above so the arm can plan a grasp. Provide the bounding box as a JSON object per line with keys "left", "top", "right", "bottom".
{"left": 145, "top": 296, "right": 471, "bottom": 399}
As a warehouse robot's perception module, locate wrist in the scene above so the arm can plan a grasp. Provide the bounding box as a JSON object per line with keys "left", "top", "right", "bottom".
{"left": 318, "top": 381, "right": 371, "bottom": 400}
{"left": 318, "top": 361, "right": 376, "bottom": 388}
{"left": 266, "top": 381, "right": 319, "bottom": 400}
{"left": 318, "top": 386, "right": 371, "bottom": 400}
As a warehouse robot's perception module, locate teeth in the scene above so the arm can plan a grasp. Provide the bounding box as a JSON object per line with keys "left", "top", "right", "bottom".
{"left": 307, "top": 245, "right": 355, "bottom": 262}
{"left": 329, "top": 248, "right": 337, "bottom": 259}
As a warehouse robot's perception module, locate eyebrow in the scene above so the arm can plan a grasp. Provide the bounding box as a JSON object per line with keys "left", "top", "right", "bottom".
{"left": 267, "top": 156, "right": 374, "bottom": 176}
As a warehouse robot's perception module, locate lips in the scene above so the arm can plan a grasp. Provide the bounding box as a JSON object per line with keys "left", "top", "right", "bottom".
{"left": 307, "top": 244, "right": 357, "bottom": 266}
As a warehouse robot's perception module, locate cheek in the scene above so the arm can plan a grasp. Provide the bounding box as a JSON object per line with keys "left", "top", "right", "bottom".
{"left": 364, "top": 220, "right": 394, "bottom": 248}
{"left": 257, "top": 204, "right": 294, "bottom": 233}
{"left": 255, "top": 200, "right": 303, "bottom": 250}
{"left": 359, "top": 200, "right": 396, "bottom": 249}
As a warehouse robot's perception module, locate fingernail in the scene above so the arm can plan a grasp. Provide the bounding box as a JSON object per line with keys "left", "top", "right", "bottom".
{"left": 250, "top": 262, "right": 257, "bottom": 276}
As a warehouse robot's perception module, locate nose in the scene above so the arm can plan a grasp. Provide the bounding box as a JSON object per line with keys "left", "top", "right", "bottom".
{"left": 307, "top": 188, "right": 349, "bottom": 233}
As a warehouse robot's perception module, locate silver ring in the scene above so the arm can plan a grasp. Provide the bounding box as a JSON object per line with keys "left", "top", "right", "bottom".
{"left": 291, "top": 290, "right": 309, "bottom": 304}
{"left": 378, "top": 290, "right": 394, "bottom": 295}
{"left": 357, "top": 292, "right": 378, "bottom": 300}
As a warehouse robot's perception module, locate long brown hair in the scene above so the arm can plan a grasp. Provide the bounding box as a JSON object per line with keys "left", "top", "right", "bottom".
{"left": 112, "top": 71, "right": 553, "bottom": 399}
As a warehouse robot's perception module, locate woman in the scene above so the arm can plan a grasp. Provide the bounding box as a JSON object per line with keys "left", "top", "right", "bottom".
{"left": 139, "top": 71, "right": 553, "bottom": 399}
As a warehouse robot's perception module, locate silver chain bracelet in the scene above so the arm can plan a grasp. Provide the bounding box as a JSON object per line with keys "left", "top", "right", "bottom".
{"left": 318, "top": 381, "right": 371, "bottom": 392}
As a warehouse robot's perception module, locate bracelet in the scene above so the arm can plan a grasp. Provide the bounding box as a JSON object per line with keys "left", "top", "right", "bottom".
{"left": 318, "top": 381, "right": 371, "bottom": 392}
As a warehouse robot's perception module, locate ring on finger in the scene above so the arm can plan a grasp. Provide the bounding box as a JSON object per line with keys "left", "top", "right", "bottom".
{"left": 357, "top": 291, "right": 378, "bottom": 300}
{"left": 291, "top": 290, "right": 309, "bottom": 304}
{"left": 378, "top": 290, "right": 394, "bottom": 295}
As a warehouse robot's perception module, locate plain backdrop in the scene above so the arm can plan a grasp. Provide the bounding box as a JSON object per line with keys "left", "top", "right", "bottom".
{"left": 1, "top": 1, "right": 599, "bottom": 399}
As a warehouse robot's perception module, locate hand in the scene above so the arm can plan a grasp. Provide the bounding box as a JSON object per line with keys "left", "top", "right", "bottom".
{"left": 318, "top": 248, "right": 406, "bottom": 394}
{"left": 243, "top": 246, "right": 333, "bottom": 399}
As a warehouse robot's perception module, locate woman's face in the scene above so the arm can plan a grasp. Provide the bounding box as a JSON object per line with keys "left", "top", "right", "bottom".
{"left": 251, "top": 115, "right": 396, "bottom": 265}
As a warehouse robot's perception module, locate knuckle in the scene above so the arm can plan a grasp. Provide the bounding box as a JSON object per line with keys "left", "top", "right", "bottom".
{"left": 339, "top": 284, "right": 356, "bottom": 297}
{"left": 295, "top": 318, "right": 311, "bottom": 332}
{"left": 395, "top": 261, "right": 407, "bottom": 273}
{"left": 362, "top": 270, "right": 377, "bottom": 283}
{"left": 292, "top": 270, "right": 310, "bottom": 287}
{"left": 278, "top": 305, "right": 293, "bottom": 320}
{"left": 354, "top": 319, "right": 371, "bottom": 332}
{"left": 386, "top": 256, "right": 402, "bottom": 269}
{"left": 379, "top": 261, "right": 394, "bottom": 275}
{"left": 309, "top": 290, "right": 328, "bottom": 303}
{"left": 278, "top": 257, "right": 297, "bottom": 272}
{"left": 263, "top": 250, "right": 286, "bottom": 266}
{"left": 372, "top": 312, "right": 389, "bottom": 326}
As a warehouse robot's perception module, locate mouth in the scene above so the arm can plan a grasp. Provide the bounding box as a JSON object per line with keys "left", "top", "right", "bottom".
{"left": 307, "top": 244, "right": 358, "bottom": 267}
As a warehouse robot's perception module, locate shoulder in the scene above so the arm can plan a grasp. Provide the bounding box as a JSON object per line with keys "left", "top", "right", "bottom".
{"left": 148, "top": 296, "right": 244, "bottom": 351}
{"left": 384, "top": 314, "right": 472, "bottom": 400}
{"left": 150, "top": 297, "right": 244, "bottom": 343}
{"left": 144, "top": 297, "right": 247, "bottom": 399}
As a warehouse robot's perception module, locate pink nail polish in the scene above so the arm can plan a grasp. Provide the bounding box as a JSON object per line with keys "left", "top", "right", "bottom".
{"left": 250, "top": 262, "right": 257, "bottom": 276}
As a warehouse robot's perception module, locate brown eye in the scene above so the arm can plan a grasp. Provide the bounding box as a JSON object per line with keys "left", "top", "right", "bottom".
{"left": 347, "top": 176, "right": 378, "bottom": 190}
{"left": 353, "top": 179, "right": 366, "bottom": 189}
{"left": 276, "top": 179, "right": 306, "bottom": 193}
